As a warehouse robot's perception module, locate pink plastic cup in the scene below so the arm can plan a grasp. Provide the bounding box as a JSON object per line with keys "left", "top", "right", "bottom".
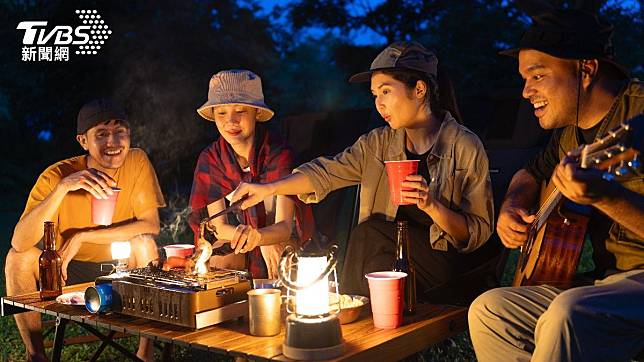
{"left": 91, "top": 188, "right": 120, "bottom": 225}
{"left": 365, "top": 271, "right": 407, "bottom": 329}
{"left": 163, "top": 244, "right": 196, "bottom": 258}
{"left": 384, "top": 160, "right": 419, "bottom": 205}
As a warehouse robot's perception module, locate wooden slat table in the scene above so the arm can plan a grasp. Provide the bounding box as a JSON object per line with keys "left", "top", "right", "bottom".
{"left": 2, "top": 283, "right": 467, "bottom": 361}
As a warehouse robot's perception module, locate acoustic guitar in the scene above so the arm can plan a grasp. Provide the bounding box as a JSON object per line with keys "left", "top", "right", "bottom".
{"left": 512, "top": 115, "right": 642, "bottom": 289}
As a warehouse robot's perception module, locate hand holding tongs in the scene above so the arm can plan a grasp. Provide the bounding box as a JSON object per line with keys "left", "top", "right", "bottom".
{"left": 199, "top": 197, "right": 245, "bottom": 226}
{"left": 198, "top": 197, "right": 246, "bottom": 253}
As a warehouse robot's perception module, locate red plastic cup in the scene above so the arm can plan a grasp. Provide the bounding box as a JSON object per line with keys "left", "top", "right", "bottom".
{"left": 91, "top": 188, "right": 120, "bottom": 226}
{"left": 365, "top": 271, "right": 407, "bottom": 329}
{"left": 384, "top": 160, "right": 419, "bottom": 205}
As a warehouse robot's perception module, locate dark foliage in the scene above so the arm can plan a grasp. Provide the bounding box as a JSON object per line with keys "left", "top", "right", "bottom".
{"left": 1, "top": 0, "right": 640, "bottom": 207}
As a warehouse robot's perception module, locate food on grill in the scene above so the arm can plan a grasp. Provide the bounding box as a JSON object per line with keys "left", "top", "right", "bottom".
{"left": 162, "top": 256, "right": 195, "bottom": 272}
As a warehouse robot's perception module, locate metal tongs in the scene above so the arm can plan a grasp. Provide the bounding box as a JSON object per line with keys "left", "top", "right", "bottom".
{"left": 199, "top": 196, "right": 246, "bottom": 226}
{"left": 197, "top": 196, "right": 247, "bottom": 259}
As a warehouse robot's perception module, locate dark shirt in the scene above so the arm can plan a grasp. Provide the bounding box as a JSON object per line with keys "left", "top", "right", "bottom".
{"left": 524, "top": 122, "right": 603, "bottom": 183}
{"left": 395, "top": 148, "right": 433, "bottom": 227}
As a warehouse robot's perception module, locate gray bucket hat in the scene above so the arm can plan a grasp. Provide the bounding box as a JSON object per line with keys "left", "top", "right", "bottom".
{"left": 349, "top": 41, "right": 438, "bottom": 83}
{"left": 197, "top": 69, "right": 275, "bottom": 122}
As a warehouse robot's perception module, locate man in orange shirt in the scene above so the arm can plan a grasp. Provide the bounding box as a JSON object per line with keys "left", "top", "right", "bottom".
{"left": 6, "top": 99, "right": 165, "bottom": 361}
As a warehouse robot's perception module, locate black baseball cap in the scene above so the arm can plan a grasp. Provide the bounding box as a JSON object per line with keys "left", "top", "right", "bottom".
{"left": 500, "top": 7, "right": 629, "bottom": 77}
{"left": 77, "top": 99, "right": 128, "bottom": 135}
{"left": 349, "top": 41, "right": 438, "bottom": 83}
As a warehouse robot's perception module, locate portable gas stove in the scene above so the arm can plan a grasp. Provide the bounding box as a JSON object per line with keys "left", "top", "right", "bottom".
{"left": 110, "top": 266, "right": 251, "bottom": 329}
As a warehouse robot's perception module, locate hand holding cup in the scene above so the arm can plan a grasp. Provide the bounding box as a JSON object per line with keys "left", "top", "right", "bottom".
{"left": 400, "top": 174, "right": 433, "bottom": 211}
{"left": 385, "top": 160, "right": 419, "bottom": 205}
{"left": 59, "top": 168, "right": 117, "bottom": 200}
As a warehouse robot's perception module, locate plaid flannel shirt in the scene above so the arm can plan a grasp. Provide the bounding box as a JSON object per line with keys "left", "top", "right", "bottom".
{"left": 189, "top": 124, "right": 314, "bottom": 278}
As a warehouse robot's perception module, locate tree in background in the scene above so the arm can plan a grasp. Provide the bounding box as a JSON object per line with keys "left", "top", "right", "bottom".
{"left": 0, "top": 0, "right": 279, "bottom": 196}
{"left": 276, "top": 0, "right": 642, "bottom": 131}
{"left": 0, "top": 0, "right": 641, "bottom": 207}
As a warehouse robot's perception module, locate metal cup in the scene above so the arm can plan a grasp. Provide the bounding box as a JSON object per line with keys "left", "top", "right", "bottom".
{"left": 85, "top": 283, "right": 113, "bottom": 314}
{"left": 247, "top": 288, "right": 282, "bottom": 336}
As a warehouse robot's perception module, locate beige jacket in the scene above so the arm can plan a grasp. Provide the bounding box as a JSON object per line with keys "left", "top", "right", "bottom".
{"left": 294, "top": 112, "right": 494, "bottom": 253}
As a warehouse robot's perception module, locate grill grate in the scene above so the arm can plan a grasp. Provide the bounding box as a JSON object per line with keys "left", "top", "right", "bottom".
{"left": 125, "top": 266, "right": 249, "bottom": 290}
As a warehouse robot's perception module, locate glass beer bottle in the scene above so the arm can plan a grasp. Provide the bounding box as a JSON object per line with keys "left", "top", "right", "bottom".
{"left": 393, "top": 220, "right": 416, "bottom": 315}
{"left": 39, "top": 221, "right": 63, "bottom": 300}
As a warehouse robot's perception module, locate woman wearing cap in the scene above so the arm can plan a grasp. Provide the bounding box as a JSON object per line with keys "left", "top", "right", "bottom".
{"left": 189, "top": 69, "right": 314, "bottom": 279}
{"left": 232, "top": 42, "right": 494, "bottom": 298}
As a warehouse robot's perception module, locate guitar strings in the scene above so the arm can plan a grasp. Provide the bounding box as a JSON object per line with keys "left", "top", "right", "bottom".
{"left": 523, "top": 188, "right": 562, "bottom": 256}
{"left": 529, "top": 188, "right": 562, "bottom": 230}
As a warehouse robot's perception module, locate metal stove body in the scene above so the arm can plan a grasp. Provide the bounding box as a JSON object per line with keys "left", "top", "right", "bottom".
{"left": 110, "top": 267, "right": 251, "bottom": 329}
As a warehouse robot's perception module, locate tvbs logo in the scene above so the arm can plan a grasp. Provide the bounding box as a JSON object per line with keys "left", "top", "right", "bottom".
{"left": 17, "top": 10, "right": 111, "bottom": 61}
{"left": 17, "top": 22, "right": 90, "bottom": 45}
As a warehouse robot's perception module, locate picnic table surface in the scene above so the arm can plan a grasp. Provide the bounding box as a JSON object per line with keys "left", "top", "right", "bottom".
{"left": 2, "top": 282, "right": 467, "bottom": 361}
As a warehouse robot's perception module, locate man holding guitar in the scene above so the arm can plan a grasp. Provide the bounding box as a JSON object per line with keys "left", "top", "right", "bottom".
{"left": 468, "top": 5, "right": 643, "bottom": 362}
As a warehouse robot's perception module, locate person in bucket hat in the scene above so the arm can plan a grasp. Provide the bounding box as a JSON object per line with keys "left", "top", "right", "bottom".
{"left": 189, "top": 70, "right": 314, "bottom": 279}
{"left": 469, "top": 3, "right": 644, "bottom": 362}
{"left": 7, "top": 99, "right": 165, "bottom": 361}
{"left": 230, "top": 42, "right": 498, "bottom": 301}
{"left": 197, "top": 69, "right": 275, "bottom": 122}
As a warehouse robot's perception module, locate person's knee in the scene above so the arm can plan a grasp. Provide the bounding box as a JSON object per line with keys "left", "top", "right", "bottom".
{"left": 137, "top": 234, "right": 158, "bottom": 251}
{"left": 538, "top": 289, "right": 584, "bottom": 328}
{"left": 5, "top": 247, "right": 40, "bottom": 294}
{"left": 469, "top": 288, "right": 508, "bottom": 323}
{"left": 5, "top": 247, "right": 39, "bottom": 277}
{"left": 468, "top": 288, "right": 516, "bottom": 342}
{"left": 130, "top": 234, "right": 159, "bottom": 266}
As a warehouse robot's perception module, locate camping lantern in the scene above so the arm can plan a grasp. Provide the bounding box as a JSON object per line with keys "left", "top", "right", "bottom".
{"left": 278, "top": 245, "right": 344, "bottom": 360}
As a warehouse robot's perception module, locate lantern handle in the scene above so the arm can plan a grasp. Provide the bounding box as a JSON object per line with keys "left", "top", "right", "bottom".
{"left": 277, "top": 245, "right": 338, "bottom": 291}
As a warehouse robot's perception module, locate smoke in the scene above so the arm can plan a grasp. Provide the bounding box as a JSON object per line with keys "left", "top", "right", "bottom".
{"left": 158, "top": 194, "right": 193, "bottom": 245}
{"left": 112, "top": 52, "right": 213, "bottom": 180}
{"left": 111, "top": 58, "right": 206, "bottom": 247}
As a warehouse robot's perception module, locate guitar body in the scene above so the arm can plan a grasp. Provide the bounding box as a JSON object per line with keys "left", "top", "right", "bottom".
{"left": 512, "top": 182, "right": 590, "bottom": 289}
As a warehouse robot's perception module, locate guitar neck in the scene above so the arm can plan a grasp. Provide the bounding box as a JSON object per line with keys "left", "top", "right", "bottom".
{"left": 534, "top": 187, "right": 563, "bottom": 231}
